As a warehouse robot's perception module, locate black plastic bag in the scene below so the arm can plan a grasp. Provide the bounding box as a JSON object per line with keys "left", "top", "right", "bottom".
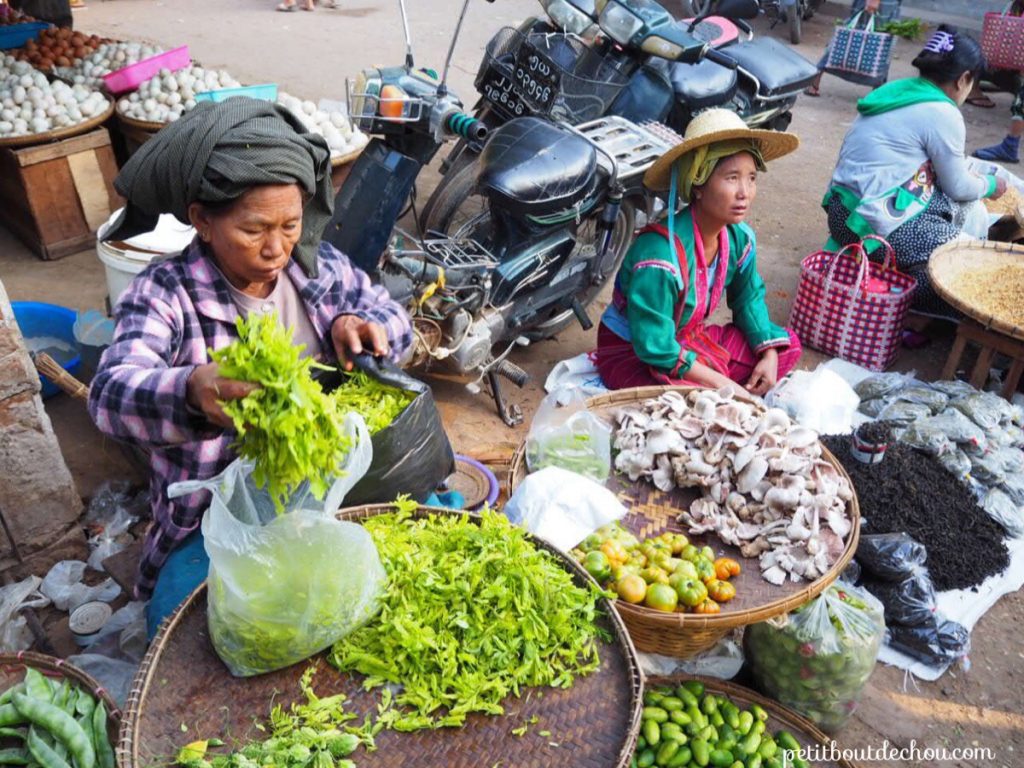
{"left": 317, "top": 355, "right": 455, "bottom": 506}
{"left": 855, "top": 533, "right": 927, "bottom": 581}
{"left": 861, "top": 572, "right": 937, "bottom": 627}
{"left": 888, "top": 618, "right": 970, "bottom": 667}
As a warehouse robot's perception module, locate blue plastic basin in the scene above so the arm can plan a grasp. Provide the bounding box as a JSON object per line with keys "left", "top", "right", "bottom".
{"left": 0, "top": 22, "right": 51, "bottom": 50}
{"left": 11, "top": 302, "right": 82, "bottom": 399}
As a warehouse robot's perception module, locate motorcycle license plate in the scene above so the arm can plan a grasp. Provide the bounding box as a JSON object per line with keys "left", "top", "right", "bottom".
{"left": 479, "top": 68, "right": 532, "bottom": 119}
{"left": 513, "top": 41, "right": 560, "bottom": 111}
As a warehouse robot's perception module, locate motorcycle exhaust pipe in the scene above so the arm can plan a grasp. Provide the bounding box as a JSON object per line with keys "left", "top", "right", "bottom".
{"left": 596, "top": 187, "right": 623, "bottom": 259}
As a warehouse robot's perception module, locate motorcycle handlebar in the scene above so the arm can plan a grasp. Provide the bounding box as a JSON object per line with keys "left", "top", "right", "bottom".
{"left": 446, "top": 111, "right": 488, "bottom": 141}
{"left": 703, "top": 46, "right": 739, "bottom": 70}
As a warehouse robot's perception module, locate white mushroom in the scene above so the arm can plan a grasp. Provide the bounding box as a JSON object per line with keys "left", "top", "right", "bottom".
{"left": 736, "top": 455, "right": 769, "bottom": 494}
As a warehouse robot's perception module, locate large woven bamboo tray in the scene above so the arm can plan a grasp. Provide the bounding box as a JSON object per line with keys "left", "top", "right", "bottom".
{"left": 646, "top": 675, "right": 859, "bottom": 768}
{"left": 509, "top": 386, "right": 861, "bottom": 657}
{"left": 117, "top": 505, "right": 643, "bottom": 768}
{"left": 930, "top": 240, "right": 1024, "bottom": 342}
{"left": 0, "top": 651, "right": 120, "bottom": 745}
{"left": 0, "top": 96, "right": 114, "bottom": 148}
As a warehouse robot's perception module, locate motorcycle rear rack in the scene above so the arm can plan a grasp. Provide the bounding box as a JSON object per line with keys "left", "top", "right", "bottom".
{"left": 421, "top": 236, "right": 498, "bottom": 269}
{"left": 570, "top": 117, "right": 680, "bottom": 182}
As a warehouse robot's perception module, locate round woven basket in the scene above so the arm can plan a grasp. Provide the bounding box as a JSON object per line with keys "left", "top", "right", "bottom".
{"left": 115, "top": 111, "right": 166, "bottom": 133}
{"left": 929, "top": 239, "right": 1024, "bottom": 342}
{"left": 509, "top": 386, "right": 861, "bottom": 657}
{"left": 118, "top": 505, "right": 643, "bottom": 768}
{"left": 0, "top": 97, "right": 115, "bottom": 148}
{"left": 645, "top": 675, "right": 857, "bottom": 768}
{"left": 331, "top": 145, "right": 363, "bottom": 167}
{"left": 0, "top": 651, "right": 121, "bottom": 745}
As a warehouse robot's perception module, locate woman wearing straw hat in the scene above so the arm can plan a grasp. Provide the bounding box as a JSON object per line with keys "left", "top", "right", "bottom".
{"left": 595, "top": 109, "right": 802, "bottom": 395}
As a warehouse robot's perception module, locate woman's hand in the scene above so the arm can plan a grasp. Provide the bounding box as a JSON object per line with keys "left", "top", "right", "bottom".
{"left": 746, "top": 349, "right": 779, "bottom": 396}
{"left": 990, "top": 177, "right": 1008, "bottom": 200}
{"left": 186, "top": 363, "right": 259, "bottom": 429}
{"left": 331, "top": 314, "right": 390, "bottom": 371}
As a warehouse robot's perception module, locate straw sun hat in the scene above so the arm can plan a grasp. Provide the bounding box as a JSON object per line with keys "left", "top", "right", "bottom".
{"left": 644, "top": 109, "right": 800, "bottom": 192}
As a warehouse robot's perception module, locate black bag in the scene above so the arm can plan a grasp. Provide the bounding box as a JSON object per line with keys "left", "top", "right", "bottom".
{"left": 317, "top": 355, "right": 455, "bottom": 506}
{"left": 888, "top": 618, "right": 970, "bottom": 667}
{"left": 862, "top": 573, "right": 936, "bottom": 627}
{"left": 856, "top": 533, "right": 927, "bottom": 581}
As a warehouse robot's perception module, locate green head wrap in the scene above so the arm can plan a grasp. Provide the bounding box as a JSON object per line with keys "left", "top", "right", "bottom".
{"left": 675, "top": 139, "right": 767, "bottom": 203}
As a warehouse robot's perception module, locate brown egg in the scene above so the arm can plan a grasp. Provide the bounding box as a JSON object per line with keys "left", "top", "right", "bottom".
{"left": 73, "top": 46, "right": 87, "bottom": 59}
{"left": 55, "top": 56, "right": 71, "bottom": 67}
{"left": 39, "top": 58, "right": 53, "bottom": 70}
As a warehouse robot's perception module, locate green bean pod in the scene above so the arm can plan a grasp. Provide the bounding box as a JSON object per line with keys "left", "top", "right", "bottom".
{"left": 74, "top": 693, "right": 94, "bottom": 722}
{"left": 11, "top": 694, "right": 93, "bottom": 768}
{"left": 0, "top": 728, "right": 24, "bottom": 740}
{"left": 21, "top": 672, "right": 50, "bottom": 704}
{"left": 0, "top": 684, "right": 25, "bottom": 707}
{"left": 0, "top": 705, "right": 26, "bottom": 729}
{"left": 0, "top": 749, "right": 29, "bottom": 766}
{"left": 25, "top": 728, "right": 70, "bottom": 768}
{"left": 91, "top": 703, "right": 115, "bottom": 768}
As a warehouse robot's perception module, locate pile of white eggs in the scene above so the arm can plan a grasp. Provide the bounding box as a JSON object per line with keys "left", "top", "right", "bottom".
{"left": 117, "top": 66, "right": 241, "bottom": 124}
{"left": 54, "top": 42, "right": 165, "bottom": 88}
{"left": 277, "top": 90, "right": 368, "bottom": 159}
{"left": 0, "top": 56, "right": 109, "bottom": 138}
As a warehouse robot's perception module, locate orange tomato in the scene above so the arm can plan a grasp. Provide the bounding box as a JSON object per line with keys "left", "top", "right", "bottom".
{"left": 706, "top": 579, "right": 737, "bottom": 603}
{"left": 714, "top": 557, "right": 742, "bottom": 580}
{"left": 600, "top": 539, "right": 629, "bottom": 566}
{"left": 693, "top": 598, "right": 721, "bottom": 615}
{"left": 616, "top": 574, "right": 648, "bottom": 604}
{"left": 640, "top": 566, "right": 670, "bottom": 585}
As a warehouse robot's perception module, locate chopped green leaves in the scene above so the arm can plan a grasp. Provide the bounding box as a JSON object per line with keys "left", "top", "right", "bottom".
{"left": 330, "top": 372, "right": 414, "bottom": 434}
{"left": 327, "top": 506, "right": 606, "bottom": 731}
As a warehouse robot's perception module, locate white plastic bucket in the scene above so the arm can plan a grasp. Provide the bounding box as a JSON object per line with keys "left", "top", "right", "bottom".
{"left": 95, "top": 209, "right": 195, "bottom": 309}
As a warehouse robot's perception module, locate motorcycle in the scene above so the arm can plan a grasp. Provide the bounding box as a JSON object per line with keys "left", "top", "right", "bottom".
{"left": 421, "top": 0, "right": 817, "bottom": 231}
{"left": 323, "top": 0, "right": 724, "bottom": 425}
{"left": 684, "top": 0, "right": 823, "bottom": 43}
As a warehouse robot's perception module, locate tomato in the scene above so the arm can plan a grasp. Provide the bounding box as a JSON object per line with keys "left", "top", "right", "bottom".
{"left": 695, "top": 558, "right": 717, "bottom": 584}
{"left": 673, "top": 560, "right": 699, "bottom": 580}
{"left": 628, "top": 553, "right": 649, "bottom": 568}
{"left": 644, "top": 583, "right": 679, "bottom": 612}
{"left": 700, "top": 545, "right": 716, "bottom": 562}
{"left": 583, "top": 551, "right": 612, "bottom": 584}
{"left": 694, "top": 598, "right": 721, "bottom": 615}
{"left": 640, "top": 566, "right": 670, "bottom": 585}
{"left": 611, "top": 563, "right": 640, "bottom": 583}
{"left": 617, "top": 574, "right": 648, "bottom": 604}
{"left": 674, "top": 578, "right": 708, "bottom": 608}
{"left": 661, "top": 556, "right": 683, "bottom": 573}
{"left": 706, "top": 579, "right": 737, "bottom": 603}
{"left": 680, "top": 544, "right": 701, "bottom": 562}
{"left": 601, "top": 539, "right": 629, "bottom": 566}
{"left": 714, "top": 557, "right": 741, "bottom": 580}
{"left": 581, "top": 533, "right": 603, "bottom": 551}
{"left": 670, "top": 533, "right": 690, "bottom": 555}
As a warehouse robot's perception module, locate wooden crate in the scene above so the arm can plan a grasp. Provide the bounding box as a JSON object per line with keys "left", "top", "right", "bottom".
{"left": 0, "top": 128, "right": 123, "bottom": 261}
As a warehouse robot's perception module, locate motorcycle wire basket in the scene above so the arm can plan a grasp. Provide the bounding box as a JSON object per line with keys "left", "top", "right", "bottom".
{"left": 475, "top": 27, "right": 630, "bottom": 124}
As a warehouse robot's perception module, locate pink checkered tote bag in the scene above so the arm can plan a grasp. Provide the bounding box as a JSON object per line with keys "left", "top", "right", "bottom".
{"left": 789, "top": 237, "right": 917, "bottom": 372}
{"left": 982, "top": 3, "right": 1024, "bottom": 71}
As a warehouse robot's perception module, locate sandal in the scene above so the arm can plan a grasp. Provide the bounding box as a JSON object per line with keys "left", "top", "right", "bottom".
{"left": 967, "top": 95, "right": 996, "bottom": 109}
{"left": 803, "top": 85, "right": 820, "bottom": 98}
{"left": 276, "top": 2, "right": 296, "bottom": 10}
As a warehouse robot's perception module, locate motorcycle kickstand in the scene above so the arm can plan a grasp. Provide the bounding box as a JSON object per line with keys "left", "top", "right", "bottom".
{"left": 486, "top": 360, "right": 529, "bottom": 428}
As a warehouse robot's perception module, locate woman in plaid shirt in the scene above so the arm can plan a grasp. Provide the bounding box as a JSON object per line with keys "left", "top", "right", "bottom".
{"left": 88, "top": 99, "right": 412, "bottom": 629}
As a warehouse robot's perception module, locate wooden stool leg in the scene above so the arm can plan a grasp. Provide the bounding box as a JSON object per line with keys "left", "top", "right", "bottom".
{"left": 941, "top": 329, "right": 970, "bottom": 381}
{"left": 1003, "top": 358, "right": 1024, "bottom": 401}
{"left": 970, "top": 345, "right": 996, "bottom": 390}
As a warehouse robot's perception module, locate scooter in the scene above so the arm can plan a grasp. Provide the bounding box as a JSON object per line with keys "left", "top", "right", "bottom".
{"left": 421, "top": 0, "right": 817, "bottom": 232}
{"left": 759, "top": 0, "right": 824, "bottom": 44}
{"left": 324, "top": 0, "right": 694, "bottom": 425}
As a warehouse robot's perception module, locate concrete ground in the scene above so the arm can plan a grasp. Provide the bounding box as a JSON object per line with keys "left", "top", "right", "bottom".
{"left": 1, "top": 0, "right": 1022, "bottom": 765}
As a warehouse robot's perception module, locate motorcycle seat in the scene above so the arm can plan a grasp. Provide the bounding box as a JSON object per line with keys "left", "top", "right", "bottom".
{"left": 477, "top": 117, "right": 598, "bottom": 218}
{"left": 724, "top": 37, "right": 819, "bottom": 97}
{"left": 668, "top": 58, "right": 738, "bottom": 110}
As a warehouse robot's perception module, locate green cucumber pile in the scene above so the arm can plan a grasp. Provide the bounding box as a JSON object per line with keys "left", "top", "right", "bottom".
{"left": 327, "top": 500, "right": 607, "bottom": 731}
{"left": 634, "top": 681, "right": 810, "bottom": 768}
{"left": 212, "top": 312, "right": 350, "bottom": 513}
{"left": 0, "top": 668, "right": 115, "bottom": 768}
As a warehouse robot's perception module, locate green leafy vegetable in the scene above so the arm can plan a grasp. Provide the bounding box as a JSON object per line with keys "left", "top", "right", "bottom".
{"left": 330, "top": 372, "right": 415, "bottom": 434}
{"left": 876, "top": 17, "right": 925, "bottom": 40}
{"left": 176, "top": 667, "right": 369, "bottom": 768}
{"left": 327, "top": 503, "right": 607, "bottom": 731}
{"left": 211, "top": 312, "right": 349, "bottom": 513}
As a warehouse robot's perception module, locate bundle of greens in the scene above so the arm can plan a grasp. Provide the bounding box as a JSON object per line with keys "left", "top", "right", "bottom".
{"left": 877, "top": 17, "right": 925, "bottom": 40}
{"left": 211, "top": 312, "right": 349, "bottom": 512}
{"left": 330, "top": 371, "right": 415, "bottom": 434}
{"left": 328, "top": 499, "right": 607, "bottom": 732}
{"left": 176, "top": 667, "right": 376, "bottom": 768}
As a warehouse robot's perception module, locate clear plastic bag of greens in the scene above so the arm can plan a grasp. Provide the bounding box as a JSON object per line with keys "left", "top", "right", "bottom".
{"left": 743, "top": 582, "right": 884, "bottom": 733}
{"left": 171, "top": 414, "right": 385, "bottom": 677}
{"left": 526, "top": 388, "right": 611, "bottom": 482}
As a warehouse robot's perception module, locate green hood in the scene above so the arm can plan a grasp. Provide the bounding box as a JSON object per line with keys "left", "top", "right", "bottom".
{"left": 857, "top": 78, "right": 956, "bottom": 117}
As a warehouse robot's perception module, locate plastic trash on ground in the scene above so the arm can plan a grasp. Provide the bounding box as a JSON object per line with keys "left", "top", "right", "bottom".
{"left": 504, "top": 466, "right": 626, "bottom": 551}
{"left": 40, "top": 561, "right": 121, "bottom": 612}
{"left": 637, "top": 632, "right": 744, "bottom": 680}
{"left": 0, "top": 576, "right": 50, "bottom": 652}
